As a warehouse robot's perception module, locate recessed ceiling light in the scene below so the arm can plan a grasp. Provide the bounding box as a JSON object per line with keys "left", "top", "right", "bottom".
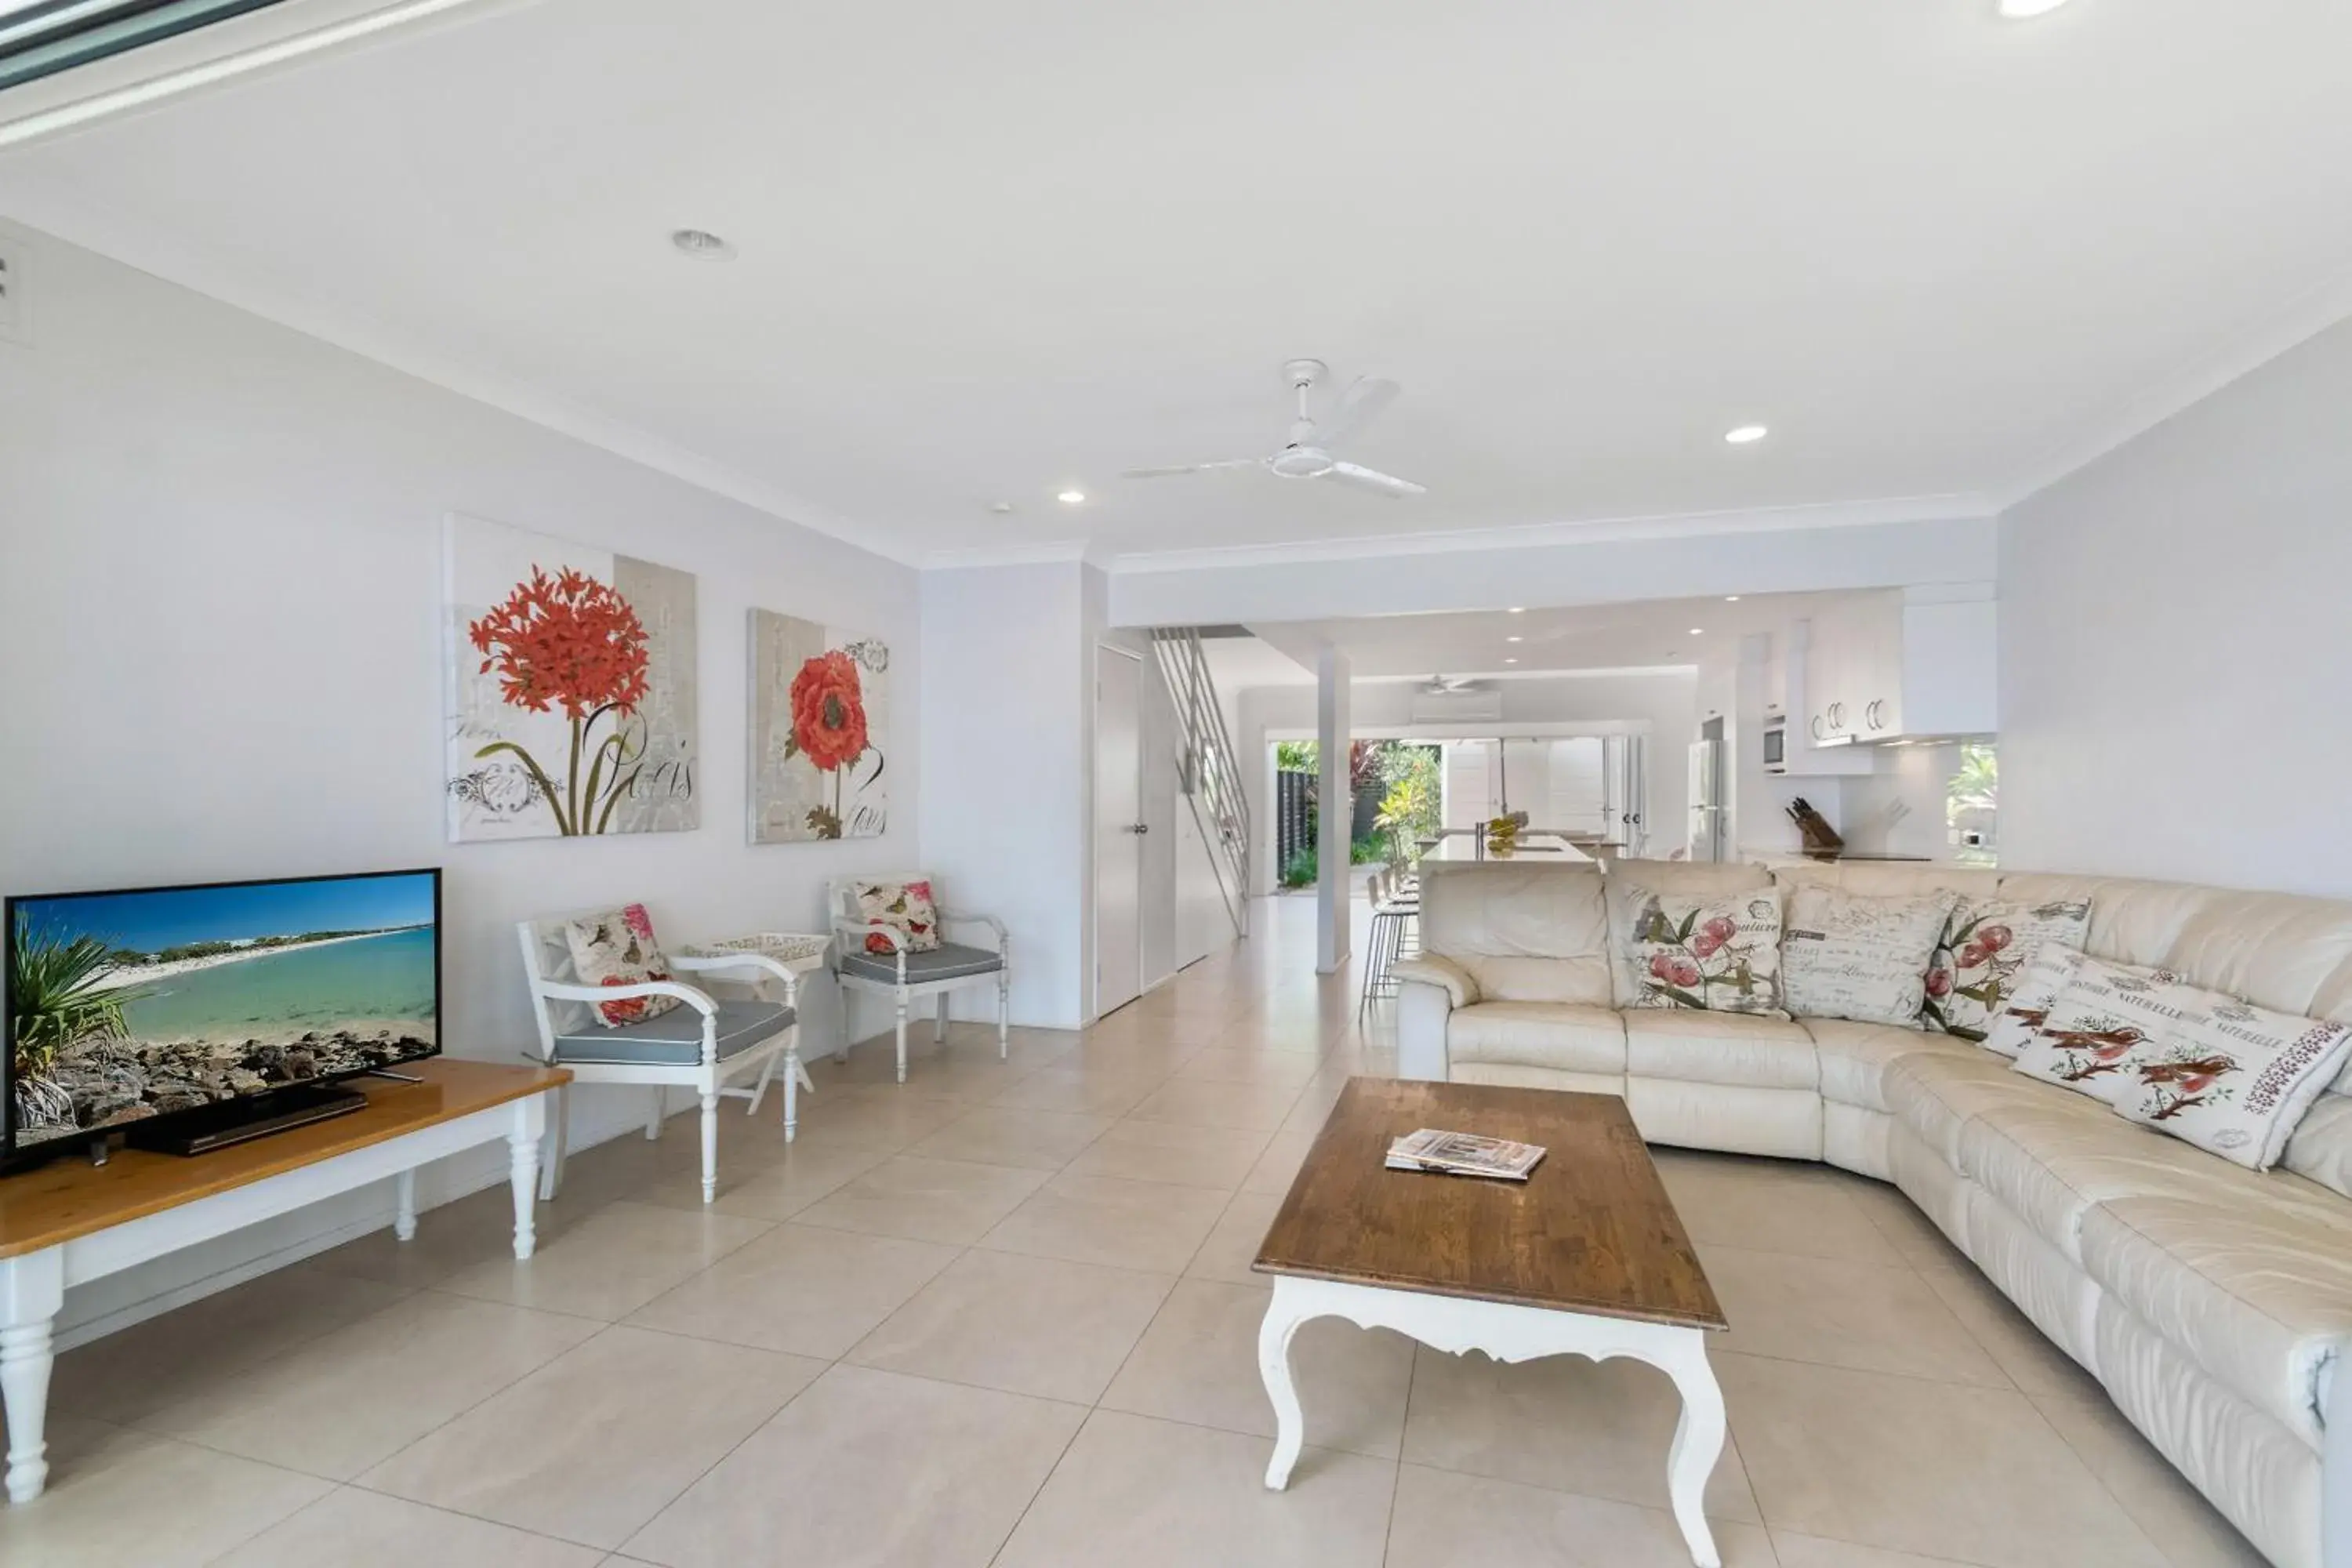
{"left": 1504, "top": 657, "right": 1518, "bottom": 664}
{"left": 1506, "top": 606, "right": 1526, "bottom": 614}
{"left": 1724, "top": 425, "right": 1768, "bottom": 445}
{"left": 1689, "top": 628, "right": 1705, "bottom": 636}
{"left": 989, "top": 501, "right": 1015, "bottom": 515}
{"left": 1724, "top": 595, "right": 1741, "bottom": 602}
{"left": 1057, "top": 489, "right": 1086, "bottom": 505}
{"left": 670, "top": 228, "right": 736, "bottom": 261}
{"left": 1996, "top": 0, "right": 2071, "bottom": 16}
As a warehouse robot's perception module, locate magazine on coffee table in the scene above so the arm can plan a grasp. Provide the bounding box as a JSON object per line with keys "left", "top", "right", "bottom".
{"left": 1385, "top": 1127, "right": 1547, "bottom": 1181}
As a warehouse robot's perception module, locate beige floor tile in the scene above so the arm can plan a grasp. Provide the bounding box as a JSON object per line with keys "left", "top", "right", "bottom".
{"left": 1059, "top": 1036, "right": 1203, "bottom": 1076}
{"left": 848, "top": 1247, "right": 1175, "bottom": 1402}
{"left": 0, "top": 1417, "right": 331, "bottom": 1568}
{"left": 1242, "top": 1130, "right": 1320, "bottom": 1195}
{"left": 792, "top": 1083, "right": 971, "bottom": 1149}
{"left": 436, "top": 1200, "right": 771, "bottom": 1320}
{"left": 214, "top": 1488, "right": 606, "bottom": 1566}
{"left": 993, "top": 1409, "right": 1393, "bottom": 1568}
{"left": 1702, "top": 1243, "right": 2013, "bottom": 1388}
{"left": 977, "top": 1172, "right": 1231, "bottom": 1272}
{"left": 360, "top": 1325, "right": 821, "bottom": 1549}
{"left": 632, "top": 1132, "right": 893, "bottom": 1220}
{"left": 985, "top": 1065, "right": 1163, "bottom": 1116}
{"left": 49, "top": 1263, "right": 415, "bottom": 1426}
{"left": 1772, "top": 1533, "right": 1984, "bottom": 1567}
{"left": 1127, "top": 1077, "right": 1303, "bottom": 1131}
{"left": 626, "top": 1222, "right": 958, "bottom": 1358}
{"left": 2028, "top": 1385, "right": 2270, "bottom": 1568}
{"left": 1172, "top": 1047, "right": 1327, "bottom": 1087}
{"left": 1846, "top": 1177, "right": 1973, "bottom": 1269}
{"left": 621, "top": 1364, "right": 1085, "bottom": 1568}
{"left": 1101, "top": 1278, "right": 1414, "bottom": 1457}
{"left": 1915, "top": 1259, "right": 2108, "bottom": 1400}
{"left": 1185, "top": 1188, "right": 1286, "bottom": 1284}
{"left": 1402, "top": 1344, "right": 1762, "bottom": 1523}
{"left": 790, "top": 1155, "right": 1051, "bottom": 1243}
{"left": 902, "top": 1105, "right": 1117, "bottom": 1170}
{"left": 1655, "top": 1151, "right": 1908, "bottom": 1264}
{"left": 1062, "top": 1118, "right": 1272, "bottom": 1189}
{"left": 1717, "top": 1350, "right": 2169, "bottom": 1568}
{"left": 136, "top": 1291, "right": 601, "bottom": 1479}
{"left": 1386, "top": 1464, "right": 1779, "bottom": 1568}
{"left": 313, "top": 1183, "right": 568, "bottom": 1290}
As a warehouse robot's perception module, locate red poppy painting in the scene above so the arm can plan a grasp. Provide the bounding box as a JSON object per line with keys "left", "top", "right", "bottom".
{"left": 445, "top": 516, "right": 700, "bottom": 842}
{"left": 750, "top": 608, "right": 890, "bottom": 843}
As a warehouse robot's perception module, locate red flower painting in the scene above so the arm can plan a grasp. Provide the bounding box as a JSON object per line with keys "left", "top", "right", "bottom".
{"left": 788, "top": 649, "right": 872, "bottom": 838}
{"left": 467, "top": 566, "right": 653, "bottom": 835}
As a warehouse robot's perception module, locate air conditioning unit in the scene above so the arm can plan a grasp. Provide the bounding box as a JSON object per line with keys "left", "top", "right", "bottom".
{"left": 1409, "top": 688, "right": 1503, "bottom": 724}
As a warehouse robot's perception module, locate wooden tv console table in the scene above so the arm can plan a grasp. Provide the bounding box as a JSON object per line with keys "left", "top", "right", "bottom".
{"left": 0, "top": 1058, "right": 568, "bottom": 1506}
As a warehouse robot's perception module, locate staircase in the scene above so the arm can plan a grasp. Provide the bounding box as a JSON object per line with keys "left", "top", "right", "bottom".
{"left": 1149, "top": 628, "right": 1252, "bottom": 938}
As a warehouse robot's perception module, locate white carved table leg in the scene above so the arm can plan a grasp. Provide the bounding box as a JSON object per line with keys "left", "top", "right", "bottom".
{"left": 508, "top": 1096, "right": 543, "bottom": 1260}
{"left": 393, "top": 1167, "right": 419, "bottom": 1242}
{"left": 1254, "top": 1274, "right": 1726, "bottom": 1568}
{"left": 0, "top": 1248, "right": 65, "bottom": 1505}
{"left": 1258, "top": 1276, "right": 1312, "bottom": 1490}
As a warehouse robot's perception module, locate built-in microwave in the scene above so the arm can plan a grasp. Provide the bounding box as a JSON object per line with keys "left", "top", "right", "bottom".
{"left": 1761, "top": 711, "right": 1788, "bottom": 775}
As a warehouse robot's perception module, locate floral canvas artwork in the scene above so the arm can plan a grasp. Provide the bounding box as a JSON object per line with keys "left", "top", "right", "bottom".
{"left": 445, "top": 514, "right": 699, "bottom": 841}
{"left": 749, "top": 608, "right": 888, "bottom": 842}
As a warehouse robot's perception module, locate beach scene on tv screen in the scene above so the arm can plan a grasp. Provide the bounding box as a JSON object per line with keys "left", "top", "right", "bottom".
{"left": 9, "top": 873, "right": 437, "bottom": 1148}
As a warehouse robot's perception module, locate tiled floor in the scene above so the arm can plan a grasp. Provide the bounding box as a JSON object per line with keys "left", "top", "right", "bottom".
{"left": 4, "top": 895, "right": 2270, "bottom": 1567}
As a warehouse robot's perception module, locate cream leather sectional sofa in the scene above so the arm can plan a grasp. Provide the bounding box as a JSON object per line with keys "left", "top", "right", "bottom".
{"left": 1392, "top": 858, "right": 2352, "bottom": 1568}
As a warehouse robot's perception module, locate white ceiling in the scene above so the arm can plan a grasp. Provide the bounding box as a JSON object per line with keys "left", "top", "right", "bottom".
{"left": 6, "top": 0, "right": 2352, "bottom": 566}
{"left": 1250, "top": 591, "right": 1864, "bottom": 682}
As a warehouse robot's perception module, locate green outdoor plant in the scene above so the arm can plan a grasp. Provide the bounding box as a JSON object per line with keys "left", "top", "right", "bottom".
{"left": 1279, "top": 845, "right": 1319, "bottom": 888}
{"left": 1374, "top": 773, "right": 1437, "bottom": 866}
{"left": 9, "top": 913, "right": 136, "bottom": 1062}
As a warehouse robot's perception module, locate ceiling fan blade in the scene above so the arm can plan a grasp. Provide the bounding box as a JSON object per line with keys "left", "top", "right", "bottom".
{"left": 1327, "top": 460, "right": 1425, "bottom": 498}
{"left": 1319, "top": 376, "right": 1400, "bottom": 448}
{"left": 1120, "top": 459, "right": 1264, "bottom": 480}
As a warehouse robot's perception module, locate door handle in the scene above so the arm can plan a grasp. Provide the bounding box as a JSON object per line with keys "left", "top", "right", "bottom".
{"left": 1130, "top": 823, "right": 1150, "bottom": 835}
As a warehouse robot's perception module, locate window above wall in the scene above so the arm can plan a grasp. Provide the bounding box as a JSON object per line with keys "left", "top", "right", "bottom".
{"left": 0, "top": 0, "right": 292, "bottom": 93}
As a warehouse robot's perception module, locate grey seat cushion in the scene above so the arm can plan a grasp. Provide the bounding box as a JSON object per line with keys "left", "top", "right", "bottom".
{"left": 553, "top": 1000, "right": 793, "bottom": 1066}
{"left": 837, "top": 940, "right": 1006, "bottom": 985}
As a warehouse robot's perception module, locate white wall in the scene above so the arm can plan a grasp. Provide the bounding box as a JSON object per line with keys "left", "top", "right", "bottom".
{"left": 2000, "top": 318, "right": 2352, "bottom": 898}
{"left": 0, "top": 225, "right": 922, "bottom": 1338}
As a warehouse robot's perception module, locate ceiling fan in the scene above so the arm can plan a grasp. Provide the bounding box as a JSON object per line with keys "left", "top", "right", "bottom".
{"left": 1419, "top": 673, "right": 1484, "bottom": 694}
{"left": 1122, "top": 358, "right": 1425, "bottom": 498}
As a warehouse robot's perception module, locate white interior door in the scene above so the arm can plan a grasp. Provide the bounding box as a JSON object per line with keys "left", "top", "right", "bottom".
{"left": 1545, "top": 738, "right": 1608, "bottom": 832}
{"left": 1094, "top": 648, "right": 1144, "bottom": 1015}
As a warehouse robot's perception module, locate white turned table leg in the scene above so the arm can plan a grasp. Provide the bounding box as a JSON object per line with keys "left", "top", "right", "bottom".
{"left": 0, "top": 1250, "right": 64, "bottom": 1506}
{"left": 1658, "top": 1330, "right": 1728, "bottom": 1568}
{"left": 394, "top": 1167, "right": 419, "bottom": 1242}
{"left": 1258, "top": 1277, "right": 1312, "bottom": 1490}
{"left": 508, "top": 1097, "right": 543, "bottom": 1260}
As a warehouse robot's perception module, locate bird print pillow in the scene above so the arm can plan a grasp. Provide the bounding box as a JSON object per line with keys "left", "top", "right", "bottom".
{"left": 2007, "top": 956, "right": 2185, "bottom": 1105}
{"left": 2112, "top": 985, "right": 2352, "bottom": 1170}
{"left": 856, "top": 879, "right": 942, "bottom": 954}
{"left": 563, "top": 902, "right": 683, "bottom": 1028}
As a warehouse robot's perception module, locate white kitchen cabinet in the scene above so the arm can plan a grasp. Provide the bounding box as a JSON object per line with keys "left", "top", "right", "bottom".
{"left": 1806, "top": 587, "right": 1995, "bottom": 746}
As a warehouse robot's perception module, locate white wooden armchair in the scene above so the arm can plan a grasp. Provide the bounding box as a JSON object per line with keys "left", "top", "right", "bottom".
{"left": 516, "top": 909, "right": 811, "bottom": 1205}
{"left": 827, "top": 874, "right": 1011, "bottom": 1083}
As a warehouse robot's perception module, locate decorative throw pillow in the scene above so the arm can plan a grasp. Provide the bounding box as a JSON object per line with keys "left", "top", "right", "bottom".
{"left": 2114, "top": 987, "right": 2352, "bottom": 1171}
{"left": 1980, "top": 942, "right": 2087, "bottom": 1058}
{"left": 2009, "top": 956, "right": 2185, "bottom": 1105}
{"left": 1626, "top": 890, "right": 1787, "bottom": 1017}
{"left": 1780, "top": 887, "right": 1959, "bottom": 1027}
{"left": 856, "top": 879, "right": 941, "bottom": 954}
{"left": 1923, "top": 897, "right": 2092, "bottom": 1041}
{"left": 563, "top": 903, "right": 681, "bottom": 1028}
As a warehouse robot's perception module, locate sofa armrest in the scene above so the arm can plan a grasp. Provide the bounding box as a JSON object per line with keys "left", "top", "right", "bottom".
{"left": 1390, "top": 953, "right": 1479, "bottom": 1009}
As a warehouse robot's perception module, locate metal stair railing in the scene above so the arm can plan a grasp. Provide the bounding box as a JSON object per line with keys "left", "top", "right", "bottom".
{"left": 1149, "top": 627, "right": 1251, "bottom": 938}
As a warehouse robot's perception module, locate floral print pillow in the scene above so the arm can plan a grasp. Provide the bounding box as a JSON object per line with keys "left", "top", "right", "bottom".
{"left": 1923, "top": 898, "right": 2092, "bottom": 1041}
{"left": 1627, "top": 891, "right": 1787, "bottom": 1017}
{"left": 856, "top": 879, "right": 941, "bottom": 954}
{"left": 562, "top": 902, "right": 682, "bottom": 1028}
{"left": 2008, "top": 956, "right": 2185, "bottom": 1105}
{"left": 2114, "top": 987, "right": 2352, "bottom": 1170}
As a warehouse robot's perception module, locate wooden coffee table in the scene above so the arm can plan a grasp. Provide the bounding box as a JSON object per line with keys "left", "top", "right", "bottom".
{"left": 1253, "top": 1078, "right": 1730, "bottom": 1567}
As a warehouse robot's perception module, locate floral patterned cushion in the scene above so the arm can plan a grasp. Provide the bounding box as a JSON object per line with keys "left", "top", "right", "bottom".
{"left": 856, "top": 879, "right": 941, "bottom": 954}
{"left": 1625, "top": 888, "right": 1787, "bottom": 1017}
{"left": 2114, "top": 987, "right": 2352, "bottom": 1170}
{"left": 562, "top": 903, "right": 683, "bottom": 1028}
{"left": 1780, "top": 887, "right": 1959, "bottom": 1029}
{"left": 1923, "top": 897, "right": 2092, "bottom": 1041}
{"left": 1980, "top": 942, "right": 2088, "bottom": 1058}
{"left": 2008, "top": 956, "right": 2185, "bottom": 1105}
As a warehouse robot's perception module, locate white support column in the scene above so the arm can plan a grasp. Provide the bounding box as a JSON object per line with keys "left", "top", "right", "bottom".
{"left": 1316, "top": 646, "right": 1352, "bottom": 976}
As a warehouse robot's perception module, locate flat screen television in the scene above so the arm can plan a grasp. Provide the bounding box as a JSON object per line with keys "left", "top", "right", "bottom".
{"left": 5, "top": 868, "right": 441, "bottom": 1163}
